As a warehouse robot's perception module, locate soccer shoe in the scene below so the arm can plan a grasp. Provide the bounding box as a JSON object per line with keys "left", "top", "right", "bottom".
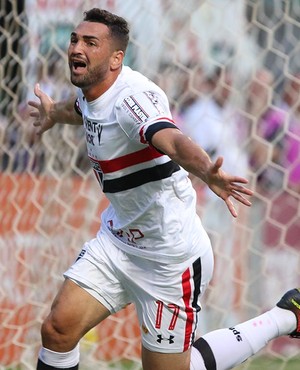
{"left": 276, "top": 288, "right": 300, "bottom": 338}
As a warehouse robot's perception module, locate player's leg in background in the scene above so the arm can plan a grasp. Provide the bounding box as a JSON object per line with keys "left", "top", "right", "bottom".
{"left": 37, "top": 278, "right": 111, "bottom": 370}
{"left": 190, "top": 288, "right": 300, "bottom": 370}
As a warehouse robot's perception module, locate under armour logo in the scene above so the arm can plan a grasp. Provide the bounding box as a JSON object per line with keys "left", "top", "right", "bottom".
{"left": 157, "top": 335, "right": 175, "bottom": 344}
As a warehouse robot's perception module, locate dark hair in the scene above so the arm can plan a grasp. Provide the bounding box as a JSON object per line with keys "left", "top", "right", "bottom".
{"left": 83, "top": 8, "right": 129, "bottom": 52}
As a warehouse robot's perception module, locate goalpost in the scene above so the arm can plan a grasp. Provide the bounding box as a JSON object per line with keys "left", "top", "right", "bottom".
{"left": 1, "top": 1, "right": 300, "bottom": 369}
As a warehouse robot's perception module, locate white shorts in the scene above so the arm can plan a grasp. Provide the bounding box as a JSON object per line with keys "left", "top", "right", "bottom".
{"left": 64, "top": 230, "right": 214, "bottom": 353}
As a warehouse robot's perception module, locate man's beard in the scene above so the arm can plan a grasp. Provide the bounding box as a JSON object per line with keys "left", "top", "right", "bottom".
{"left": 70, "top": 64, "right": 108, "bottom": 88}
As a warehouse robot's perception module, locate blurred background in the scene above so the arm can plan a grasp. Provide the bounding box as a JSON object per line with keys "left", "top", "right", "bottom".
{"left": 0, "top": 0, "right": 300, "bottom": 369}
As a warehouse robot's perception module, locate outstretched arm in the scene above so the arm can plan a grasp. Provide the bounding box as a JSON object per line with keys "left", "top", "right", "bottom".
{"left": 151, "top": 128, "right": 253, "bottom": 217}
{"left": 28, "top": 84, "right": 82, "bottom": 135}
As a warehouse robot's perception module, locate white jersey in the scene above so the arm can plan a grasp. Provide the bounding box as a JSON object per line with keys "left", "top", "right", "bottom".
{"left": 76, "top": 66, "right": 210, "bottom": 263}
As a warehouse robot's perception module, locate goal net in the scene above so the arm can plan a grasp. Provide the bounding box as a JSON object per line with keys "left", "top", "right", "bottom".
{"left": 1, "top": 0, "right": 300, "bottom": 369}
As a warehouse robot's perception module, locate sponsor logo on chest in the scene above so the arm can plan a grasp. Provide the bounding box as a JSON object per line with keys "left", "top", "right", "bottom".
{"left": 83, "top": 117, "right": 103, "bottom": 146}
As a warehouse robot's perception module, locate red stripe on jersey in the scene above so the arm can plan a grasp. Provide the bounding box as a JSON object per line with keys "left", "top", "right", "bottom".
{"left": 93, "top": 146, "right": 164, "bottom": 174}
{"left": 153, "top": 117, "right": 175, "bottom": 124}
{"left": 139, "top": 126, "right": 147, "bottom": 144}
{"left": 182, "top": 267, "right": 194, "bottom": 351}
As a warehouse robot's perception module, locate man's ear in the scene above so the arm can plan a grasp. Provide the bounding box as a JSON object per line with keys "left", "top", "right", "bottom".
{"left": 110, "top": 50, "right": 124, "bottom": 71}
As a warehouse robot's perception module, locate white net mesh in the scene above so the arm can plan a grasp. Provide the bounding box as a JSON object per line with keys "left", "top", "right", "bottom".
{"left": 1, "top": 0, "right": 300, "bottom": 369}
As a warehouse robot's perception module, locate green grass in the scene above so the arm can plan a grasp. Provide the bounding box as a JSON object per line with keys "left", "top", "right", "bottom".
{"left": 236, "top": 356, "right": 300, "bottom": 370}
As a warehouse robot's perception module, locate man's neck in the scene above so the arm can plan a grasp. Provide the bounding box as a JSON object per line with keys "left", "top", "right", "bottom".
{"left": 83, "top": 68, "right": 122, "bottom": 102}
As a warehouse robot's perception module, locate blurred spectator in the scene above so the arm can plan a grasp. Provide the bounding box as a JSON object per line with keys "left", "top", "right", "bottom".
{"left": 239, "top": 68, "right": 277, "bottom": 316}
{"left": 28, "top": 53, "right": 72, "bottom": 102}
{"left": 246, "top": 69, "right": 300, "bottom": 194}
{"left": 26, "top": 53, "right": 91, "bottom": 176}
{"left": 156, "top": 62, "right": 205, "bottom": 125}
{"left": 1, "top": 103, "right": 45, "bottom": 173}
{"left": 2, "top": 52, "right": 86, "bottom": 176}
{"left": 278, "top": 74, "right": 300, "bottom": 193}
{"left": 244, "top": 69, "right": 286, "bottom": 195}
{"left": 180, "top": 67, "right": 250, "bottom": 332}
{"left": 182, "top": 66, "right": 249, "bottom": 183}
{"left": 242, "top": 68, "right": 300, "bottom": 317}
{"left": 0, "top": 113, "right": 10, "bottom": 171}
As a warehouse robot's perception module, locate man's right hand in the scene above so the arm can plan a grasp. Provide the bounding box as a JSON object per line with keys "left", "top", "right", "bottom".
{"left": 28, "top": 83, "right": 56, "bottom": 135}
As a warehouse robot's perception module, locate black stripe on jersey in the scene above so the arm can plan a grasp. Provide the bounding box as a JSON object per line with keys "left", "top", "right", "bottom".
{"left": 103, "top": 160, "right": 180, "bottom": 193}
{"left": 145, "top": 121, "right": 180, "bottom": 143}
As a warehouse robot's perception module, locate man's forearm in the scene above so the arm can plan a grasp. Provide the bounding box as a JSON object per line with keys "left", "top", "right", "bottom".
{"left": 171, "top": 135, "right": 213, "bottom": 184}
{"left": 50, "top": 96, "right": 83, "bottom": 125}
{"left": 152, "top": 128, "right": 213, "bottom": 184}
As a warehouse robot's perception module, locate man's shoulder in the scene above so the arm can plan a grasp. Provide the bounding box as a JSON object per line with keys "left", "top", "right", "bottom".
{"left": 119, "top": 66, "right": 163, "bottom": 96}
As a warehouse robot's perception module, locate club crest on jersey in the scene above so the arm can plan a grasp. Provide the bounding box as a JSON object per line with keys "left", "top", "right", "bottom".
{"left": 144, "top": 91, "right": 165, "bottom": 114}
{"left": 123, "top": 96, "right": 149, "bottom": 123}
{"left": 89, "top": 156, "right": 104, "bottom": 186}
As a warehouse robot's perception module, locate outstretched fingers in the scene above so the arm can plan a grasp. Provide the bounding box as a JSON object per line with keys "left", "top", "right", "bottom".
{"left": 224, "top": 190, "right": 252, "bottom": 218}
{"left": 222, "top": 177, "right": 253, "bottom": 216}
{"left": 34, "top": 83, "right": 43, "bottom": 98}
{"left": 209, "top": 156, "right": 254, "bottom": 217}
{"left": 225, "top": 198, "right": 238, "bottom": 218}
{"left": 231, "top": 182, "right": 254, "bottom": 196}
{"left": 28, "top": 100, "right": 41, "bottom": 127}
{"left": 229, "top": 179, "right": 253, "bottom": 206}
{"left": 211, "top": 156, "right": 224, "bottom": 174}
{"left": 27, "top": 84, "right": 56, "bottom": 136}
{"left": 230, "top": 190, "right": 252, "bottom": 206}
{"left": 28, "top": 100, "right": 39, "bottom": 109}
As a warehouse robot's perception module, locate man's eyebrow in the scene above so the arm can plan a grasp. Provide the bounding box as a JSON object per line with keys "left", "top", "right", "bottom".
{"left": 70, "top": 32, "right": 100, "bottom": 41}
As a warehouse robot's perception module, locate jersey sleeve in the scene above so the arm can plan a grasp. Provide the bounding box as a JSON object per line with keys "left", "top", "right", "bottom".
{"left": 74, "top": 98, "right": 82, "bottom": 117}
{"left": 115, "top": 90, "right": 180, "bottom": 144}
{"left": 74, "top": 89, "right": 85, "bottom": 117}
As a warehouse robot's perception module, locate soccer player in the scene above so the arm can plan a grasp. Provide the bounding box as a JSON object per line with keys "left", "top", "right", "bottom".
{"left": 28, "top": 8, "right": 300, "bottom": 370}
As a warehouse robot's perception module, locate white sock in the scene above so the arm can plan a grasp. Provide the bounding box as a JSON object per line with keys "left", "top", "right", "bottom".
{"left": 191, "top": 307, "right": 297, "bottom": 370}
{"left": 190, "top": 345, "right": 206, "bottom": 370}
{"left": 268, "top": 306, "right": 297, "bottom": 336}
{"left": 39, "top": 344, "right": 80, "bottom": 367}
{"left": 193, "top": 327, "right": 255, "bottom": 370}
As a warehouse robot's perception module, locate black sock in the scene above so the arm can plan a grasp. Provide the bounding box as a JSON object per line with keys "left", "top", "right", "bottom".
{"left": 37, "top": 359, "right": 79, "bottom": 370}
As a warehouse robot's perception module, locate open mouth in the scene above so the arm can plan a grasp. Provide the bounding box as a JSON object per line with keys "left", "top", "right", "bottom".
{"left": 72, "top": 60, "right": 87, "bottom": 73}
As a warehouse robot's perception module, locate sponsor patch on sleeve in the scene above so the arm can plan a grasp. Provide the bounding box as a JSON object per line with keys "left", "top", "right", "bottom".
{"left": 121, "top": 95, "right": 149, "bottom": 123}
